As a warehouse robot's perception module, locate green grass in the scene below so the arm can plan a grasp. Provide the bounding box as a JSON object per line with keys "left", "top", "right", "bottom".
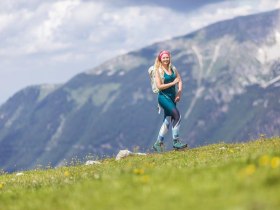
{"left": 0, "top": 137, "right": 280, "bottom": 210}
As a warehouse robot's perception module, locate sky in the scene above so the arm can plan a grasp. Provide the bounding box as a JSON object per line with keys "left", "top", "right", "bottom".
{"left": 1, "top": 0, "right": 280, "bottom": 104}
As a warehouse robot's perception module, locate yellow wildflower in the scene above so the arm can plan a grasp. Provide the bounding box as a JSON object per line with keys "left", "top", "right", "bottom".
{"left": 271, "top": 157, "right": 280, "bottom": 169}
{"left": 259, "top": 155, "right": 270, "bottom": 166}
{"left": 0, "top": 183, "right": 4, "bottom": 189}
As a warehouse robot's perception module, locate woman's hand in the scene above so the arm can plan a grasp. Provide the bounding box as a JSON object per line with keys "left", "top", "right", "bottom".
{"left": 175, "top": 90, "right": 182, "bottom": 102}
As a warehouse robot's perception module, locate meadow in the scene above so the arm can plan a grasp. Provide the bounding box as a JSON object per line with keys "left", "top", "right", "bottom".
{"left": 0, "top": 137, "right": 280, "bottom": 210}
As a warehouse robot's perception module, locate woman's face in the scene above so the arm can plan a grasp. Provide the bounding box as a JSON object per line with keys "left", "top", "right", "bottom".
{"left": 161, "top": 54, "right": 170, "bottom": 65}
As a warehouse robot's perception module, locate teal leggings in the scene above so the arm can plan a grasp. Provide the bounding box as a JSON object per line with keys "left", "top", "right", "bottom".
{"left": 158, "top": 93, "right": 180, "bottom": 127}
{"left": 157, "top": 93, "right": 181, "bottom": 141}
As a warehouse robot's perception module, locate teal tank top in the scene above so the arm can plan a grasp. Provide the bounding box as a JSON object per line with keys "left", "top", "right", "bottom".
{"left": 159, "top": 69, "right": 176, "bottom": 102}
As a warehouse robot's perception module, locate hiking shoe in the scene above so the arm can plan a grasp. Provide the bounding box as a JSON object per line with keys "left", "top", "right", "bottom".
{"left": 173, "top": 139, "right": 188, "bottom": 150}
{"left": 153, "top": 141, "right": 164, "bottom": 153}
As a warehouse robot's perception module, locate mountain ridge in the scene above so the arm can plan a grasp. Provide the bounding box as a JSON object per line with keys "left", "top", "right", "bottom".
{"left": 0, "top": 9, "right": 279, "bottom": 172}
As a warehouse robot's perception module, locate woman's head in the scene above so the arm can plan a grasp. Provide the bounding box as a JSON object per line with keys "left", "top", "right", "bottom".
{"left": 158, "top": 50, "right": 170, "bottom": 63}
{"left": 154, "top": 50, "right": 171, "bottom": 71}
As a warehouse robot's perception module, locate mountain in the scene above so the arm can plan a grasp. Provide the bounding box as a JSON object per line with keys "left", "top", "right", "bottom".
{"left": 0, "top": 9, "right": 280, "bottom": 172}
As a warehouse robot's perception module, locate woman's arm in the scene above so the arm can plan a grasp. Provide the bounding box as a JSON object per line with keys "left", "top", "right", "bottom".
{"left": 175, "top": 71, "right": 183, "bottom": 102}
{"left": 155, "top": 68, "right": 179, "bottom": 90}
{"left": 177, "top": 71, "right": 182, "bottom": 92}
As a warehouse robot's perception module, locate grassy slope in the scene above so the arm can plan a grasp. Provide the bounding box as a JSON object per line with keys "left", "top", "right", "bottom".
{"left": 0, "top": 137, "right": 280, "bottom": 210}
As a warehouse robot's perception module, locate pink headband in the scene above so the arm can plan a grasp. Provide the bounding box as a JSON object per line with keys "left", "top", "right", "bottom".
{"left": 158, "top": 50, "right": 170, "bottom": 61}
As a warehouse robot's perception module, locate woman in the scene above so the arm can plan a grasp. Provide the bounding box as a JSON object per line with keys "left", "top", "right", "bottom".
{"left": 153, "top": 50, "right": 188, "bottom": 152}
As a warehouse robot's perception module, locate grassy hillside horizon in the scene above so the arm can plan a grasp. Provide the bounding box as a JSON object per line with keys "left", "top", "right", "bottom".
{"left": 0, "top": 137, "right": 280, "bottom": 210}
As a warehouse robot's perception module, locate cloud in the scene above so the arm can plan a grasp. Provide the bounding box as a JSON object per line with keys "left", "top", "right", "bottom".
{"left": 2, "top": 0, "right": 279, "bottom": 58}
{"left": 1, "top": 0, "right": 279, "bottom": 59}
{"left": 0, "top": 0, "right": 280, "bottom": 103}
{"left": 28, "top": 0, "right": 80, "bottom": 53}
{"left": 257, "top": 0, "right": 280, "bottom": 11}
{"left": 0, "top": 13, "right": 15, "bottom": 32}
{"left": 0, "top": 0, "right": 81, "bottom": 56}
{"left": 186, "top": 0, "right": 280, "bottom": 31}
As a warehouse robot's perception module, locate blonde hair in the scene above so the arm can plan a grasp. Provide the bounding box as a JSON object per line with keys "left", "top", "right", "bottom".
{"left": 153, "top": 53, "right": 172, "bottom": 78}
